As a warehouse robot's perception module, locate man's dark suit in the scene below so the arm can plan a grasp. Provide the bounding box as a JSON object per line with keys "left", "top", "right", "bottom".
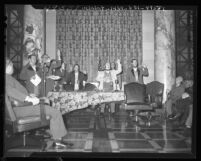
{"left": 67, "top": 71, "right": 88, "bottom": 90}
{"left": 126, "top": 67, "right": 149, "bottom": 84}
{"left": 19, "top": 63, "right": 43, "bottom": 96}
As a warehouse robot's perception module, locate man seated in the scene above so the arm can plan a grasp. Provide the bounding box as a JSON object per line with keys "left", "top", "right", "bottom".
{"left": 164, "top": 76, "right": 185, "bottom": 119}
{"left": 171, "top": 80, "right": 193, "bottom": 129}
{"left": 66, "top": 64, "right": 88, "bottom": 91}
{"left": 5, "top": 57, "right": 72, "bottom": 149}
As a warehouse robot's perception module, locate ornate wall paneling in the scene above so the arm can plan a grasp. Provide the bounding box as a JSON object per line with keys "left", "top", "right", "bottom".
{"left": 5, "top": 5, "right": 24, "bottom": 80}
{"left": 175, "top": 10, "right": 194, "bottom": 80}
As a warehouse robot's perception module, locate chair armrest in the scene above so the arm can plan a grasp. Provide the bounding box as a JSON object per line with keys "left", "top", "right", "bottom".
{"left": 11, "top": 100, "right": 33, "bottom": 107}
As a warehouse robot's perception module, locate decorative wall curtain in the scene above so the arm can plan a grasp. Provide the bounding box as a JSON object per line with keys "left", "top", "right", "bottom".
{"left": 56, "top": 9, "right": 142, "bottom": 81}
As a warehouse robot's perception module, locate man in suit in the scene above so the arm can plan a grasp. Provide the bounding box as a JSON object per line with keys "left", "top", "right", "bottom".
{"left": 126, "top": 58, "right": 149, "bottom": 84}
{"left": 165, "top": 76, "right": 186, "bottom": 119}
{"left": 67, "top": 64, "right": 88, "bottom": 91}
{"left": 20, "top": 52, "right": 43, "bottom": 97}
{"left": 5, "top": 57, "right": 72, "bottom": 148}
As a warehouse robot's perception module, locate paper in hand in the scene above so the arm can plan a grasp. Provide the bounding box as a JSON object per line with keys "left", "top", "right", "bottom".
{"left": 30, "top": 74, "right": 41, "bottom": 86}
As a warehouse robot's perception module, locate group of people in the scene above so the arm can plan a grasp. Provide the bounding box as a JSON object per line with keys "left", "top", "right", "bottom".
{"left": 5, "top": 39, "right": 193, "bottom": 149}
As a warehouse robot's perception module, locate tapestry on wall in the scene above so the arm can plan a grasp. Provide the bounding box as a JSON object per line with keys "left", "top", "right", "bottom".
{"left": 23, "top": 5, "right": 44, "bottom": 65}
{"left": 56, "top": 9, "right": 142, "bottom": 82}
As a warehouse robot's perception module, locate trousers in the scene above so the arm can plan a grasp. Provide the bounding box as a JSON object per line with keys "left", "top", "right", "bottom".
{"left": 13, "top": 105, "right": 67, "bottom": 140}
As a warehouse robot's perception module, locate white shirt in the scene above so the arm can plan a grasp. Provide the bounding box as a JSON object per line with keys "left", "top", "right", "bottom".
{"left": 74, "top": 72, "right": 79, "bottom": 90}
{"left": 75, "top": 72, "right": 79, "bottom": 83}
{"left": 32, "top": 65, "right": 36, "bottom": 72}
{"left": 133, "top": 67, "right": 139, "bottom": 81}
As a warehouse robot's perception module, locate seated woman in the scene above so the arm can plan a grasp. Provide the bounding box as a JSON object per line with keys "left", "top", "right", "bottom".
{"left": 96, "top": 59, "right": 122, "bottom": 115}
{"left": 67, "top": 64, "right": 88, "bottom": 91}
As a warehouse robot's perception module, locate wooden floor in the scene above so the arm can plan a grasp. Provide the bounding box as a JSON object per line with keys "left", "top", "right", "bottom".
{"left": 3, "top": 106, "right": 193, "bottom": 157}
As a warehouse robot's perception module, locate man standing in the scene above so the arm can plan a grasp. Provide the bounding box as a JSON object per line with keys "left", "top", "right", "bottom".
{"left": 20, "top": 52, "right": 42, "bottom": 97}
{"left": 126, "top": 58, "right": 149, "bottom": 84}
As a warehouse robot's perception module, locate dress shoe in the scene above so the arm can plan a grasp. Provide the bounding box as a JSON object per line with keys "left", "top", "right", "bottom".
{"left": 168, "top": 113, "right": 181, "bottom": 120}
{"left": 60, "top": 140, "right": 73, "bottom": 147}
{"left": 110, "top": 112, "right": 115, "bottom": 117}
{"left": 52, "top": 141, "right": 73, "bottom": 149}
{"left": 52, "top": 142, "right": 67, "bottom": 149}
{"left": 167, "top": 114, "right": 175, "bottom": 119}
{"left": 182, "top": 126, "right": 191, "bottom": 137}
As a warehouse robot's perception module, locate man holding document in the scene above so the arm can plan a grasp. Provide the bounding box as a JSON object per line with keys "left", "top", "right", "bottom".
{"left": 20, "top": 51, "right": 42, "bottom": 97}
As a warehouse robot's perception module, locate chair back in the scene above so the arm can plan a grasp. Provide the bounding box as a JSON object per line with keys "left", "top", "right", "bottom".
{"left": 124, "top": 82, "right": 146, "bottom": 104}
{"left": 146, "top": 81, "right": 164, "bottom": 107}
{"left": 5, "top": 93, "right": 50, "bottom": 133}
{"left": 5, "top": 94, "right": 17, "bottom": 123}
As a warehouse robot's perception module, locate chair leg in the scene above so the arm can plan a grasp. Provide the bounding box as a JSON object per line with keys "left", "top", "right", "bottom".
{"left": 135, "top": 115, "right": 138, "bottom": 122}
{"left": 146, "top": 112, "right": 152, "bottom": 127}
{"left": 5, "top": 132, "right": 45, "bottom": 150}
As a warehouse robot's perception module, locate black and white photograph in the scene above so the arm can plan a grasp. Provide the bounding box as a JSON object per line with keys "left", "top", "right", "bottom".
{"left": 3, "top": 4, "right": 196, "bottom": 158}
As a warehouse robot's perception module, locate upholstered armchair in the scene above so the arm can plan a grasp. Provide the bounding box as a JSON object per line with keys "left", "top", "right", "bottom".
{"left": 146, "top": 81, "right": 165, "bottom": 121}
{"left": 4, "top": 94, "right": 50, "bottom": 150}
{"left": 146, "top": 81, "right": 164, "bottom": 109}
{"left": 124, "top": 82, "right": 153, "bottom": 126}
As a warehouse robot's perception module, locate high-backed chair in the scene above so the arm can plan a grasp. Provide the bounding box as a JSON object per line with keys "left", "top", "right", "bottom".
{"left": 124, "top": 82, "right": 153, "bottom": 126}
{"left": 146, "top": 81, "right": 164, "bottom": 121}
{"left": 146, "top": 81, "right": 164, "bottom": 109}
{"left": 4, "top": 94, "right": 50, "bottom": 150}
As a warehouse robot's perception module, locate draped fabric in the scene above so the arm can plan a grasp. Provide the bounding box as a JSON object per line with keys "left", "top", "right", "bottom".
{"left": 56, "top": 9, "right": 142, "bottom": 82}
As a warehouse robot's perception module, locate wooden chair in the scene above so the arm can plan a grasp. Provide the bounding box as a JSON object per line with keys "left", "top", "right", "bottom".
{"left": 4, "top": 94, "right": 50, "bottom": 150}
{"left": 124, "top": 82, "right": 153, "bottom": 126}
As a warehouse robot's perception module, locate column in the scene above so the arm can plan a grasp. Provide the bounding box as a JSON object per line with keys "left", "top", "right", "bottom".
{"left": 23, "top": 5, "right": 45, "bottom": 65}
{"left": 142, "top": 10, "right": 155, "bottom": 84}
{"left": 154, "top": 10, "right": 176, "bottom": 102}
{"left": 46, "top": 10, "right": 56, "bottom": 59}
